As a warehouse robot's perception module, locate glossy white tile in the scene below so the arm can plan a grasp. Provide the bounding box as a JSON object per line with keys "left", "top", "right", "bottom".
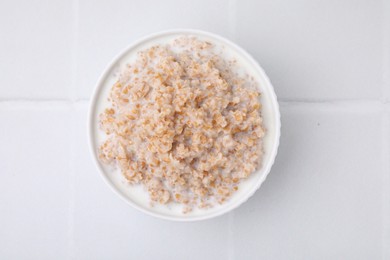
{"left": 71, "top": 104, "right": 230, "bottom": 259}
{"left": 74, "top": 0, "right": 230, "bottom": 99}
{"left": 0, "top": 106, "right": 71, "bottom": 259}
{"left": 0, "top": 0, "right": 73, "bottom": 99}
{"left": 231, "top": 103, "right": 384, "bottom": 259}
{"left": 236, "top": 0, "right": 383, "bottom": 100}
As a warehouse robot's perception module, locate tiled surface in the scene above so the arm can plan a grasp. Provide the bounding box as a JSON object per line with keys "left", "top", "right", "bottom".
{"left": 0, "top": 0, "right": 73, "bottom": 99}
{"left": 74, "top": 0, "right": 231, "bottom": 99}
{"left": 236, "top": 0, "right": 384, "bottom": 101}
{"left": 72, "top": 104, "right": 230, "bottom": 260}
{"left": 232, "top": 104, "right": 385, "bottom": 259}
{"left": 0, "top": 106, "right": 71, "bottom": 259}
{"left": 0, "top": 0, "right": 390, "bottom": 259}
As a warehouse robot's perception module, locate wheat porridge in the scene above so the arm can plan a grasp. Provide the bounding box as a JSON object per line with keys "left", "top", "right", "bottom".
{"left": 98, "top": 36, "right": 265, "bottom": 214}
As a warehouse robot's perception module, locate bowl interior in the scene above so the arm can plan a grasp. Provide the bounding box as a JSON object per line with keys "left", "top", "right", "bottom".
{"left": 89, "top": 30, "right": 280, "bottom": 221}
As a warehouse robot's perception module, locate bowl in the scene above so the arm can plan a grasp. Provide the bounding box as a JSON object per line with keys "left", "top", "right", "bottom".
{"left": 88, "top": 29, "right": 281, "bottom": 221}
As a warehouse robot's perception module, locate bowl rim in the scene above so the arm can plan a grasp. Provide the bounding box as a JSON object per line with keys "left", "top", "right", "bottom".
{"left": 88, "top": 29, "right": 281, "bottom": 222}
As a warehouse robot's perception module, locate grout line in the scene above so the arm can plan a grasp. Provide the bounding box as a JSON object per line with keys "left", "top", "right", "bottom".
{"left": 279, "top": 100, "right": 389, "bottom": 110}
{"left": 70, "top": 0, "right": 80, "bottom": 102}
{"left": 0, "top": 98, "right": 72, "bottom": 102}
{"left": 68, "top": 0, "right": 79, "bottom": 257}
{"left": 0, "top": 98, "right": 388, "bottom": 105}
{"left": 382, "top": 0, "right": 390, "bottom": 103}
{"left": 279, "top": 101, "right": 390, "bottom": 116}
{"left": 278, "top": 97, "right": 390, "bottom": 104}
{"left": 0, "top": 99, "right": 389, "bottom": 110}
{"left": 381, "top": 0, "right": 390, "bottom": 256}
{"left": 0, "top": 98, "right": 89, "bottom": 102}
{"left": 228, "top": 0, "right": 237, "bottom": 41}
{"left": 0, "top": 98, "right": 389, "bottom": 109}
{"left": 227, "top": 212, "right": 235, "bottom": 260}
{"left": 382, "top": 107, "right": 390, "bottom": 260}
{"left": 68, "top": 103, "right": 77, "bottom": 260}
{"left": 0, "top": 99, "right": 89, "bottom": 109}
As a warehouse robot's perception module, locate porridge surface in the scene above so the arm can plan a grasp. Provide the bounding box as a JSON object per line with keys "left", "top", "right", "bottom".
{"left": 98, "top": 36, "right": 265, "bottom": 213}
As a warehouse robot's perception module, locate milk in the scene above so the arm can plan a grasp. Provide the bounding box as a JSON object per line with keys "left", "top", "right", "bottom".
{"left": 91, "top": 32, "right": 278, "bottom": 219}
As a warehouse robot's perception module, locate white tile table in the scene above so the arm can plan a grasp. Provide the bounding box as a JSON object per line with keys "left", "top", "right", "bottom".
{"left": 0, "top": 0, "right": 389, "bottom": 259}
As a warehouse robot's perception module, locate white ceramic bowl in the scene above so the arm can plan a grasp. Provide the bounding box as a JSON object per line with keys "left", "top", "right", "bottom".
{"left": 88, "top": 29, "right": 281, "bottom": 221}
